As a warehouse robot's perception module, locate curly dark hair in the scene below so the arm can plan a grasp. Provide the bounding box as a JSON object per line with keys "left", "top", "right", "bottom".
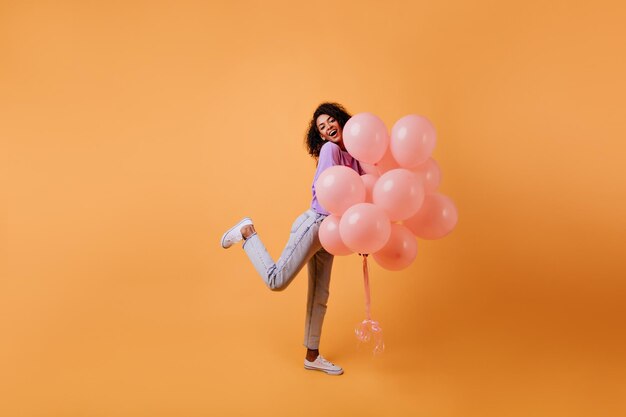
{"left": 304, "top": 102, "right": 352, "bottom": 159}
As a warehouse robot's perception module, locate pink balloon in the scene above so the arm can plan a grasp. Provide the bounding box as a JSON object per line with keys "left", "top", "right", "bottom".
{"left": 372, "top": 169, "right": 425, "bottom": 221}
{"left": 404, "top": 193, "right": 458, "bottom": 240}
{"left": 339, "top": 203, "right": 391, "bottom": 254}
{"left": 319, "top": 215, "right": 352, "bottom": 256}
{"left": 343, "top": 113, "right": 389, "bottom": 164}
{"left": 361, "top": 174, "right": 378, "bottom": 203}
{"left": 315, "top": 166, "right": 365, "bottom": 215}
{"left": 359, "top": 162, "right": 380, "bottom": 176}
{"left": 374, "top": 146, "right": 399, "bottom": 174}
{"left": 373, "top": 224, "right": 418, "bottom": 271}
{"left": 390, "top": 115, "right": 436, "bottom": 168}
{"left": 411, "top": 158, "right": 441, "bottom": 193}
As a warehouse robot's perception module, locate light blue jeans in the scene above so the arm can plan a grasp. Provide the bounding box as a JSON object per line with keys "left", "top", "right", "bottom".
{"left": 242, "top": 209, "right": 333, "bottom": 350}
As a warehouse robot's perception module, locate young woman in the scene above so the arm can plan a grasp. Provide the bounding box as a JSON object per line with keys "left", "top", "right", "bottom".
{"left": 220, "top": 102, "right": 363, "bottom": 376}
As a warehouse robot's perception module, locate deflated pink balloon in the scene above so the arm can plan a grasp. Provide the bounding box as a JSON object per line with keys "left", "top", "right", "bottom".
{"left": 404, "top": 193, "right": 458, "bottom": 240}
{"left": 361, "top": 174, "right": 378, "bottom": 203}
{"left": 315, "top": 165, "right": 365, "bottom": 215}
{"left": 319, "top": 215, "right": 352, "bottom": 256}
{"left": 339, "top": 203, "right": 391, "bottom": 254}
{"left": 343, "top": 113, "right": 389, "bottom": 165}
{"left": 372, "top": 169, "right": 425, "bottom": 221}
{"left": 373, "top": 224, "right": 418, "bottom": 271}
{"left": 390, "top": 115, "right": 436, "bottom": 168}
{"left": 411, "top": 158, "right": 441, "bottom": 193}
{"left": 374, "top": 146, "right": 399, "bottom": 174}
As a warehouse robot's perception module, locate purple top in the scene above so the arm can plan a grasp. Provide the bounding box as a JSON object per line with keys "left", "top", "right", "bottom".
{"left": 311, "top": 142, "right": 364, "bottom": 215}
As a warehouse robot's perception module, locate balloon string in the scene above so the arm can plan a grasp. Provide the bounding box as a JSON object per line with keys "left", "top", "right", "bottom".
{"left": 355, "top": 254, "right": 385, "bottom": 354}
{"left": 363, "top": 254, "right": 371, "bottom": 320}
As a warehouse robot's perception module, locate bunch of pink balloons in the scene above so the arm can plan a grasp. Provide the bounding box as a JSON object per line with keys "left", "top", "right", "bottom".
{"left": 316, "top": 113, "right": 458, "bottom": 271}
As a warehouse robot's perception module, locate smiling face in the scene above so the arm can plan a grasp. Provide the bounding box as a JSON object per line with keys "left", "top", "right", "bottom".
{"left": 316, "top": 114, "right": 343, "bottom": 145}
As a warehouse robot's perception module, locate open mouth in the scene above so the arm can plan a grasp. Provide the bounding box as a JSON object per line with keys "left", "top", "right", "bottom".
{"left": 329, "top": 129, "right": 338, "bottom": 138}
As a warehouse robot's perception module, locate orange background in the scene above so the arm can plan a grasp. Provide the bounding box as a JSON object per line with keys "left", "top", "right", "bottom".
{"left": 2, "top": 1, "right": 626, "bottom": 416}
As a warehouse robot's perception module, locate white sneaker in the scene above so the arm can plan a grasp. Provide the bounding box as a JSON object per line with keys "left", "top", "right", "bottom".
{"left": 304, "top": 355, "right": 344, "bottom": 375}
{"left": 220, "top": 217, "right": 253, "bottom": 249}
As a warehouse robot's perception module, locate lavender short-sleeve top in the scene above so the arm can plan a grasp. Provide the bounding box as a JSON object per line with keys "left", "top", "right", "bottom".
{"left": 311, "top": 141, "right": 364, "bottom": 215}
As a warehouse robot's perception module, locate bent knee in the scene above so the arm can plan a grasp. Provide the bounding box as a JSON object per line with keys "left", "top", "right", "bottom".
{"left": 266, "top": 270, "right": 292, "bottom": 292}
{"left": 268, "top": 282, "right": 287, "bottom": 292}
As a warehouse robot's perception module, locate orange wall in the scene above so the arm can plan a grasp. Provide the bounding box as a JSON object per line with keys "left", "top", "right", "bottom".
{"left": 2, "top": 1, "right": 625, "bottom": 416}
